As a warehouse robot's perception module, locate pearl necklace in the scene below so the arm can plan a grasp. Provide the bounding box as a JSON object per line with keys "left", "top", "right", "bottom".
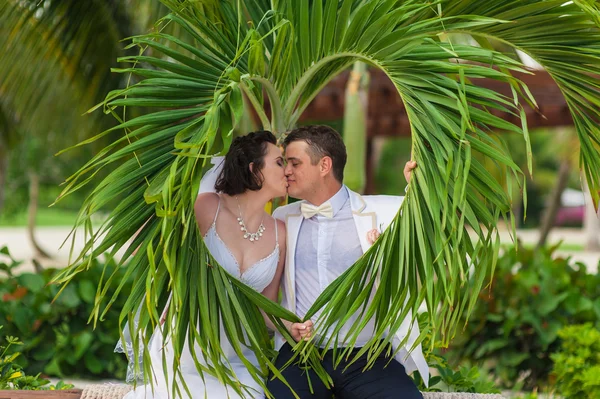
{"left": 236, "top": 196, "right": 265, "bottom": 242}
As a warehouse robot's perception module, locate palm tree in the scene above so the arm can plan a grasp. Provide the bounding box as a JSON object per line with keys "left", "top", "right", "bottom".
{"left": 0, "top": 0, "right": 171, "bottom": 257}
{"left": 0, "top": 100, "right": 17, "bottom": 213}
{"left": 49, "top": 1, "right": 600, "bottom": 397}
{"left": 343, "top": 61, "right": 370, "bottom": 193}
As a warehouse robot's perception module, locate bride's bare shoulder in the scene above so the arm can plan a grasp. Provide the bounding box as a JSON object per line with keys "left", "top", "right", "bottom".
{"left": 195, "top": 192, "right": 220, "bottom": 206}
{"left": 194, "top": 192, "right": 220, "bottom": 230}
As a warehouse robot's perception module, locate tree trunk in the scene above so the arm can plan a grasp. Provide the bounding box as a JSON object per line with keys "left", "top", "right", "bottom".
{"left": 513, "top": 195, "right": 523, "bottom": 229}
{"left": 27, "top": 170, "right": 51, "bottom": 264}
{"left": 537, "top": 160, "right": 571, "bottom": 248}
{"left": 582, "top": 176, "right": 600, "bottom": 251}
{"left": 343, "top": 62, "right": 369, "bottom": 194}
{"left": 0, "top": 151, "right": 6, "bottom": 213}
{"left": 365, "top": 137, "right": 386, "bottom": 194}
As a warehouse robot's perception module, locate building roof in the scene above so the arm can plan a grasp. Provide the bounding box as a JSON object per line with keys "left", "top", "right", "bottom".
{"left": 298, "top": 69, "right": 572, "bottom": 137}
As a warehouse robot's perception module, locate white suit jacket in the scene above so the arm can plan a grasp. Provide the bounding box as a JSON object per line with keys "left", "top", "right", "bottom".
{"left": 272, "top": 188, "right": 429, "bottom": 385}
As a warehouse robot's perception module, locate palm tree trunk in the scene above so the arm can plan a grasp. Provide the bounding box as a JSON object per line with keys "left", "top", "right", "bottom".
{"left": 343, "top": 62, "right": 370, "bottom": 194}
{"left": 537, "top": 160, "right": 571, "bottom": 248}
{"left": 27, "top": 170, "right": 50, "bottom": 263}
{"left": 582, "top": 176, "right": 600, "bottom": 251}
{"left": 0, "top": 151, "right": 6, "bottom": 213}
{"left": 513, "top": 196, "right": 523, "bottom": 229}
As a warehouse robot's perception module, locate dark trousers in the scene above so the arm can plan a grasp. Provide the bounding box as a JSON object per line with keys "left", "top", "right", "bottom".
{"left": 266, "top": 343, "right": 423, "bottom": 399}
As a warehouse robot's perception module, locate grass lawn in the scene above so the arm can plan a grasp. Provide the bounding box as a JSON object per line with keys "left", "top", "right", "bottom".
{"left": 0, "top": 208, "right": 80, "bottom": 227}
{"left": 503, "top": 242, "right": 585, "bottom": 252}
{"left": 551, "top": 242, "right": 585, "bottom": 252}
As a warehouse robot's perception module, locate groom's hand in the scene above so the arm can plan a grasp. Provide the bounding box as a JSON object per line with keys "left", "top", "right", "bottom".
{"left": 404, "top": 160, "right": 417, "bottom": 183}
{"left": 290, "top": 320, "right": 313, "bottom": 342}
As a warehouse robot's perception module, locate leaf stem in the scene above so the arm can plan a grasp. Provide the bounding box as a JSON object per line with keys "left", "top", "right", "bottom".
{"left": 283, "top": 52, "right": 374, "bottom": 126}
{"left": 249, "top": 76, "right": 286, "bottom": 136}
{"left": 239, "top": 81, "right": 271, "bottom": 131}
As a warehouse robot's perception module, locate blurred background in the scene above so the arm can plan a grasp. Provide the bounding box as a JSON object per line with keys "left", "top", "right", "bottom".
{"left": 0, "top": 1, "right": 599, "bottom": 398}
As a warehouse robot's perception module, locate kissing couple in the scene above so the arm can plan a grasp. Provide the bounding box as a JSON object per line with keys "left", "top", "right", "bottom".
{"left": 124, "top": 125, "right": 427, "bottom": 398}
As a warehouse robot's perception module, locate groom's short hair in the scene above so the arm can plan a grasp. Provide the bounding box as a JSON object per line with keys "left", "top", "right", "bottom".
{"left": 283, "top": 125, "right": 347, "bottom": 183}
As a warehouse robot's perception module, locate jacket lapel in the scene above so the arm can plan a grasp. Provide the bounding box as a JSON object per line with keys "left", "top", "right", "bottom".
{"left": 284, "top": 211, "right": 303, "bottom": 310}
{"left": 348, "top": 189, "right": 377, "bottom": 254}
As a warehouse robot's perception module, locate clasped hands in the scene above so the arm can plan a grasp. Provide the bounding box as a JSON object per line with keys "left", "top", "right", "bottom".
{"left": 285, "top": 320, "right": 314, "bottom": 342}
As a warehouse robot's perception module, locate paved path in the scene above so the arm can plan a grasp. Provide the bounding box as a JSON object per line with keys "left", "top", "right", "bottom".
{"left": 0, "top": 226, "right": 128, "bottom": 272}
{"left": 0, "top": 226, "right": 598, "bottom": 273}
{"left": 496, "top": 227, "right": 599, "bottom": 273}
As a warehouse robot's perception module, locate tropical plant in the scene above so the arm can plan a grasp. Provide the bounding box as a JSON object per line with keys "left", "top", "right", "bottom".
{"left": 0, "top": 325, "right": 75, "bottom": 390}
{"left": 49, "top": 1, "right": 600, "bottom": 397}
{"left": 0, "top": 247, "right": 132, "bottom": 379}
{"left": 448, "top": 243, "right": 600, "bottom": 389}
{"left": 551, "top": 323, "right": 600, "bottom": 399}
{"left": 375, "top": 137, "right": 413, "bottom": 194}
{"left": 414, "top": 313, "right": 500, "bottom": 394}
{"left": 0, "top": 0, "right": 172, "bottom": 254}
{"left": 343, "top": 61, "right": 370, "bottom": 193}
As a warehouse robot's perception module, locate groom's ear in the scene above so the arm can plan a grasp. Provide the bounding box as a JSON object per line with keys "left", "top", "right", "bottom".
{"left": 319, "top": 156, "right": 333, "bottom": 177}
{"left": 249, "top": 162, "right": 254, "bottom": 173}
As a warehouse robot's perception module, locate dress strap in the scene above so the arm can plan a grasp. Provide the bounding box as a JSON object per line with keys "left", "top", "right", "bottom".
{"left": 212, "top": 196, "right": 221, "bottom": 225}
{"left": 273, "top": 216, "right": 278, "bottom": 243}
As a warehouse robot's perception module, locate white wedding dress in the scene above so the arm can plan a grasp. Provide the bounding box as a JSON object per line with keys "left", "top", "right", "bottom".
{"left": 123, "top": 197, "right": 279, "bottom": 399}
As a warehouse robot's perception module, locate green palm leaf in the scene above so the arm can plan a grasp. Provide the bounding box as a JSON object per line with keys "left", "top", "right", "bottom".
{"left": 0, "top": 0, "right": 178, "bottom": 185}
{"left": 50, "top": 0, "right": 600, "bottom": 397}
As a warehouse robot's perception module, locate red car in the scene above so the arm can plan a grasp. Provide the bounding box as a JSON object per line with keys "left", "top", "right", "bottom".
{"left": 554, "top": 189, "right": 585, "bottom": 226}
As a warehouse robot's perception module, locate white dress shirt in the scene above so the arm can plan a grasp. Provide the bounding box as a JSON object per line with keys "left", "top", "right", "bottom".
{"left": 295, "top": 185, "right": 376, "bottom": 348}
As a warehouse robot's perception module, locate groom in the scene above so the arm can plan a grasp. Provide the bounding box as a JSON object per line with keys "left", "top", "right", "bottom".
{"left": 270, "top": 125, "right": 427, "bottom": 398}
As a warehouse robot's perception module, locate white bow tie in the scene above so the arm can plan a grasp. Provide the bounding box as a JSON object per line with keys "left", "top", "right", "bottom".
{"left": 300, "top": 201, "right": 334, "bottom": 219}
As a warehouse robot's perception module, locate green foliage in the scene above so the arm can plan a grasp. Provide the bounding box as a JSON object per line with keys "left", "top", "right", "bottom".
{"left": 551, "top": 323, "right": 600, "bottom": 399}
{"left": 512, "top": 393, "right": 541, "bottom": 399}
{"left": 413, "top": 314, "right": 500, "bottom": 394}
{"left": 433, "top": 365, "right": 498, "bottom": 394}
{"left": 0, "top": 326, "right": 74, "bottom": 390}
{"left": 0, "top": 0, "right": 173, "bottom": 217}
{"left": 0, "top": 247, "right": 131, "bottom": 379}
{"left": 448, "top": 244, "right": 600, "bottom": 389}
{"left": 374, "top": 138, "right": 412, "bottom": 195}
{"left": 43, "top": 0, "right": 600, "bottom": 395}
{"left": 0, "top": 246, "right": 22, "bottom": 277}
{"left": 481, "top": 131, "right": 559, "bottom": 228}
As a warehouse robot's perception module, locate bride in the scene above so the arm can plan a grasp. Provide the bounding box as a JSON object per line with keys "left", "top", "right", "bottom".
{"left": 123, "top": 131, "right": 312, "bottom": 399}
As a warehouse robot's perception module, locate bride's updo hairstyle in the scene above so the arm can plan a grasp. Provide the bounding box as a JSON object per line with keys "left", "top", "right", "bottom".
{"left": 214, "top": 130, "right": 277, "bottom": 196}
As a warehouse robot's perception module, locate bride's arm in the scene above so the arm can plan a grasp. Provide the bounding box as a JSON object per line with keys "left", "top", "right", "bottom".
{"left": 261, "top": 219, "right": 312, "bottom": 341}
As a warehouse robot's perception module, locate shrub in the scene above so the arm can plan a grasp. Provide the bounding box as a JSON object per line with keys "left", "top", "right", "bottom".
{"left": 0, "top": 247, "right": 132, "bottom": 379}
{"left": 0, "top": 326, "right": 74, "bottom": 390}
{"left": 447, "top": 243, "right": 600, "bottom": 389}
{"left": 551, "top": 323, "right": 600, "bottom": 399}
{"left": 413, "top": 313, "right": 500, "bottom": 394}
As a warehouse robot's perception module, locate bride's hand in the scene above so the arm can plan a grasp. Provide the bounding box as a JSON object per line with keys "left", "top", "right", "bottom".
{"left": 289, "top": 320, "right": 313, "bottom": 342}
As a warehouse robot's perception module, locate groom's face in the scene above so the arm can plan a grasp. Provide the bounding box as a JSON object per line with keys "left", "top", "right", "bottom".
{"left": 284, "top": 140, "right": 321, "bottom": 200}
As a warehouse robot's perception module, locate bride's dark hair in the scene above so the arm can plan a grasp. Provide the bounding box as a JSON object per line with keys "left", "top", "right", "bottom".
{"left": 214, "top": 130, "right": 277, "bottom": 195}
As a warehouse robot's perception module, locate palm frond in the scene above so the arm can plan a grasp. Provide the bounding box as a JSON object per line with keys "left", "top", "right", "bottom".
{"left": 50, "top": 1, "right": 600, "bottom": 397}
